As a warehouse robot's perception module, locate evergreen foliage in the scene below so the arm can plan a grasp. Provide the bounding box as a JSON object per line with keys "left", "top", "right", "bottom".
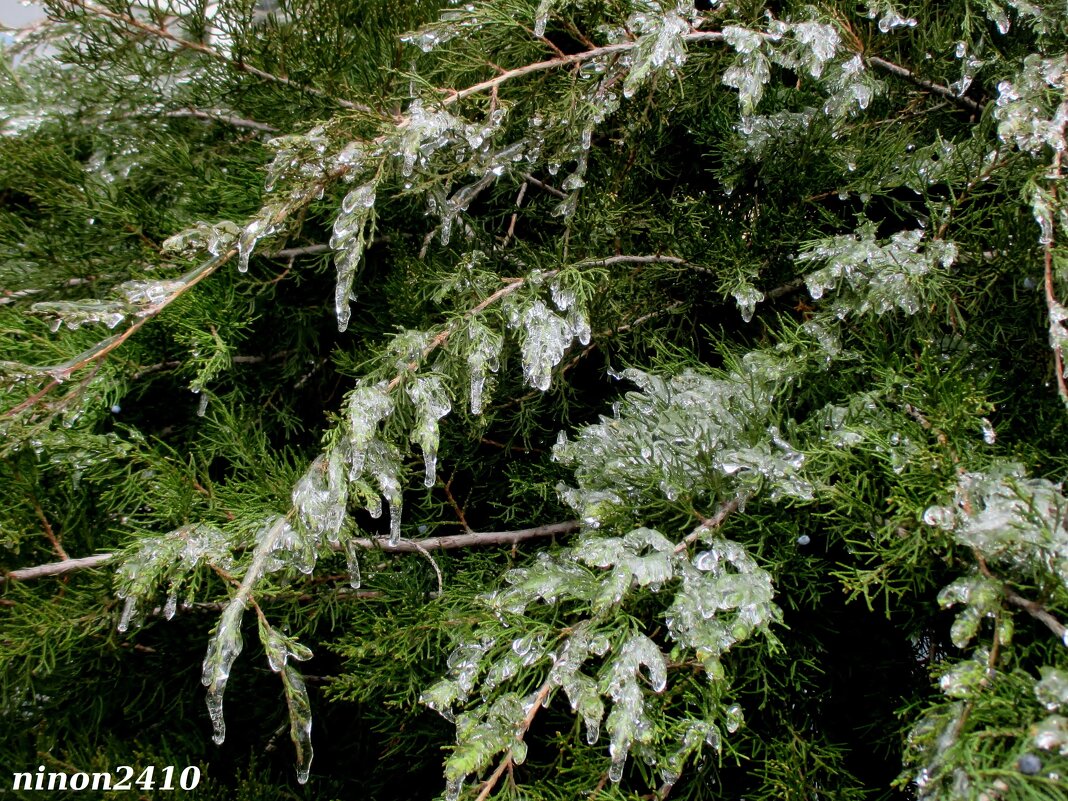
{"left": 1, "top": 0, "right": 1068, "bottom": 798}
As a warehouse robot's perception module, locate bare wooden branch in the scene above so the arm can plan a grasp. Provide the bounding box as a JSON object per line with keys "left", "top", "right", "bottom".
{"left": 164, "top": 108, "right": 279, "bottom": 132}
{"left": 867, "top": 56, "right": 982, "bottom": 113}
{"left": 3, "top": 552, "right": 114, "bottom": 582}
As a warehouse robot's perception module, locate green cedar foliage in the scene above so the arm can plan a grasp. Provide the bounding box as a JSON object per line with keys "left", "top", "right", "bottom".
{"left": 1, "top": 0, "right": 1068, "bottom": 799}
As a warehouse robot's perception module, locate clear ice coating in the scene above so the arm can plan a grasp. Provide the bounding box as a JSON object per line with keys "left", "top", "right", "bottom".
{"left": 330, "top": 180, "right": 378, "bottom": 332}
{"left": 161, "top": 220, "right": 240, "bottom": 258}
{"left": 621, "top": 9, "right": 690, "bottom": 99}
{"left": 938, "top": 463, "right": 1068, "bottom": 592}
{"left": 1036, "top": 668, "right": 1068, "bottom": 711}
{"left": 797, "top": 224, "right": 958, "bottom": 318}
{"left": 533, "top": 0, "right": 555, "bottom": 37}
{"left": 281, "top": 664, "right": 314, "bottom": 784}
{"left": 510, "top": 299, "right": 576, "bottom": 391}
{"left": 993, "top": 55, "right": 1068, "bottom": 155}
{"left": 201, "top": 602, "right": 246, "bottom": 744}
{"left": 553, "top": 365, "right": 812, "bottom": 527}
{"left": 466, "top": 319, "right": 503, "bottom": 415}
{"left": 722, "top": 26, "right": 771, "bottom": 113}
{"left": 731, "top": 283, "right": 764, "bottom": 323}
{"left": 31, "top": 299, "right": 130, "bottom": 332}
{"left": 407, "top": 375, "right": 452, "bottom": 488}
{"left": 346, "top": 382, "right": 393, "bottom": 475}
{"left": 292, "top": 448, "right": 349, "bottom": 543}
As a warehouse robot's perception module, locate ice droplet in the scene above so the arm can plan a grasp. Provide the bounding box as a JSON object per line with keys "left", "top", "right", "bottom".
{"left": 980, "top": 417, "right": 996, "bottom": 445}
{"left": 163, "top": 593, "right": 178, "bottom": 620}
{"left": 923, "top": 505, "right": 955, "bottom": 529}
{"left": 117, "top": 596, "right": 137, "bottom": 632}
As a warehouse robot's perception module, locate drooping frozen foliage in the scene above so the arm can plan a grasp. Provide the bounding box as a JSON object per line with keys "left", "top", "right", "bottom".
{"left": 798, "top": 225, "right": 958, "bottom": 317}
{"left": 425, "top": 520, "right": 779, "bottom": 789}
{"left": 6, "top": 0, "right": 1068, "bottom": 797}
{"left": 554, "top": 364, "right": 813, "bottom": 525}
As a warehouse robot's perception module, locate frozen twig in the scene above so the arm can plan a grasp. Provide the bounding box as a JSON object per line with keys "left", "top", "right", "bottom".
{"left": 0, "top": 521, "right": 581, "bottom": 583}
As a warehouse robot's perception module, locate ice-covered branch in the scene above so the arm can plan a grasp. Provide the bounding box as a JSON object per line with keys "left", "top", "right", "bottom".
{"left": 0, "top": 521, "right": 581, "bottom": 583}
{"left": 473, "top": 680, "right": 553, "bottom": 801}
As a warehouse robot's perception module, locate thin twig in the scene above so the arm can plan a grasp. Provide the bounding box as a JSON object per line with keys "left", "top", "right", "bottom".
{"left": 475, "top": 680, "right": 553, "bottom": 801}
{"left": 521, "top": 173, "right": 566, "bottom": 199}
{"left": 445, "top": 32, "right": 727, "bottom": 105}
{"left": 976, "top": 554, "right": 1068, "bottom": 641}
{"left": 164, "top": 108, "right": 279, "bottom": 132}
{"left": 411, "top": 540, "right": 444, "bottom": 594}
{"left": 674, "top": 496, "right": 744, "bottom": 554}
{"left": 866, "top": 56, "right": 982, "bottom": 113}
{"left": 31, "top": 496, "right": 69, "bottom": 561}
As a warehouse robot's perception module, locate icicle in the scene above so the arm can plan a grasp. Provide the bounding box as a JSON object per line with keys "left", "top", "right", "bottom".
{"left": 163, "top": 592, "right": 178, "bottom": 621}
{"left": 201, "top": 602, "right": 246, "bottom": 745}
{"left": 237, "top": 218, "right": 268, "bottom": 273}
{"left": 331, "top": 181, "right": 377, "bottom": 332}
{"left": 467, "top": 319, "right": 503, "bottom": 415}
{"left": 117, "top": 595, "right": 138, "bottom": 632}
{"left": 281, "top": 665, "right": 314, "bottom": 784}
{"left": 407, "top": 375, "right": 452, "bottom": 487}
{"left": 344, "top": 538, "right": 362, "bottom": 588}
{"left": 512, "top": 299, "right": 574, "bottom": 391}
{"left": 533, "top": 0, "right": 554, "bottom": 37}
{"left": 346, "top": 382, "right": 393, "bottom": 475}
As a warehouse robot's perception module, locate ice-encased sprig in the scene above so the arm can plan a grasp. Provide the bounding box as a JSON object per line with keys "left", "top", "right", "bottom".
{"left": 428, "top": 519, "right": 775, "bottom": 791}
{"left": 331, "top": 179, "right": 379, "bottom": 332}
{"left": 292, "top": 447, "right": 349, "bottom": 545}
{"left": 509, "top": 298, "right": 577, "bottom": 391}
{"left": 466, "top": 318, "right": 502, "bottom": 415}
{"left": 200, "top": 515, "right": 290, "bottom": 746}
{"left": 258, "top": 619, "right": 315, "bottom": 783}
{"left": 927, "top": 463, "right": 1068, "bottom": 594}
{"left": 201, "top": 601, "right": 245, "bottom": 745}
{"left": 797, "top": 224, "right": 958, "bottom": 318}
{"left": 621, "top": 8, "right": 691, "bottom": 99}
{"left": 31, "top": 299, "right": 130, "bottom": 332}
{"left": 407, "top": 375, "right": 452, "bottom": 488}
{"left": 115, "top": 523, "right": 239, "bottom": 632}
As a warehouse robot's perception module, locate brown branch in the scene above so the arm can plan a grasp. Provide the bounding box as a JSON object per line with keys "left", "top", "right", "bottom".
{"left": 2, "top": 552, "right": 114, "bottom": 582}
{"left": 1003, "top": 588, "right": 1068, "bottom": 641}
{"left": 475, "top": 680, "right": 553, "bottom": 801}
{"left": 1, "top": 521, "right": 581, "bottom": 583}
{"left": 577, "top": 254, "right": 685, "bottom": 268}
{"left": 63, "top": 0, "right": 372, "bottom": 113}
{"left": 350, "top": 521, "right": 580, "bottom": 552}
{"left": 445, "top": 31, "right": 726, "bottom": 105}
{"left": 674, "top": 496, "right": 744, "bottom": 554}
{"left": 976, "top": 554, "right": 1068, "bottom": 641}
{"left": 31, "top": 497, "right": 69, "bottom": 561}
{"left": 164, "top": 108, "right": 279, "bottom": 132}
{"left": 866, "top": 56, "right": 982, "bottom": 114}
{"left": 521, "top": 173, "right": 566, "bottom": 199}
